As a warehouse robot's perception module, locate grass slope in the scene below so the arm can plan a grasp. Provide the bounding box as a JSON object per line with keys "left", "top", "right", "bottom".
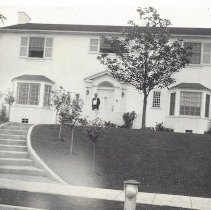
{"left": 31, "top": 125, "right": 211, "bottom": 197}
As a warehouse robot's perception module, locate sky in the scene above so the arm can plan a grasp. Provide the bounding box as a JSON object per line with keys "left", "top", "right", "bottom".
{"left": 1, "top": 0, "right": 211, "bottom": 28}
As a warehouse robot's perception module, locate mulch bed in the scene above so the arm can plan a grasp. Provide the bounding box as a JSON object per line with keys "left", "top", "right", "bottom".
{"left": 31, "top": 125, "right": 211, "bottom": 198}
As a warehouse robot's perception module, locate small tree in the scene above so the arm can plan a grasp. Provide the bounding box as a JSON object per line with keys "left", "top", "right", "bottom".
{"left": 51, "top": 86, "right": 69, "bottom": 140}
{"left": 83, "top": 118, "right": 105, "bottom": 175}
{"left": 97, "top": 7, "right": 190, "bottom": 128}
{"left": 59, "top": 93, "right": 83, "bottom": 154}
{"left": 5, "top": 95, "right": 15, "bottom": 120}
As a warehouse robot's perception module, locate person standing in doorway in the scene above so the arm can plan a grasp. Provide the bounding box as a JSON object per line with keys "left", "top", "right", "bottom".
{"left": 92, "top": 93, "right": 100, "bottom": 117}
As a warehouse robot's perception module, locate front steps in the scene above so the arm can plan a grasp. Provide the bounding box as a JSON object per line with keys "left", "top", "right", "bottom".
{"left": 0, "top": 123, "right": 54, "bottom": 182}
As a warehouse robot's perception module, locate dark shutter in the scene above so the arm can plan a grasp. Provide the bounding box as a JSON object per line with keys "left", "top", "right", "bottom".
{"left": 205, "top": 94, "right": 210, "bottom": 118}
{"left": 169, "top": 92, "right": 176, "bottom": 116}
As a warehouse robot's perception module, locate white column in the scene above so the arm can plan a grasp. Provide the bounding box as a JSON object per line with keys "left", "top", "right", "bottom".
{"left": 39, "top": 83, "right": 45, "bottom": 108}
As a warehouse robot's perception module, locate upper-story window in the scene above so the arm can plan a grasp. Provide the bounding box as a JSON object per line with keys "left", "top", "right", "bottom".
{"left": 19, "top": 37, "right": 53, "bottom": 59}
{"left": 184, "top": 42, "right": 211, "bottom": 65}
{"left": 89, "top": 38, "right": 115, "bottom": 53}
{"left": 152, "top": 91, "right": 161, "bottom": 108}
{"left": 17, "top": 83, "right": 40, "bottom": 105}
{"left": 43, "top": 85, "right": 52, "bottom": 107}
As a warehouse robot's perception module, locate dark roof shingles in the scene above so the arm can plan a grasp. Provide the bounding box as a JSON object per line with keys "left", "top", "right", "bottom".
{"left": 170, "top": 83, "right": 210, "bottom": 91}
{"left": 12, "top": 75, "right": 54, "bottom": 84}
{"left": 2, "top": 23, "right": 211, "bottom": 36}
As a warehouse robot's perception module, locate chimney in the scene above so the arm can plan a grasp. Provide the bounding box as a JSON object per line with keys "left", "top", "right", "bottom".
{"left": 17, "top": 12, "right": 31, "bottom": 24}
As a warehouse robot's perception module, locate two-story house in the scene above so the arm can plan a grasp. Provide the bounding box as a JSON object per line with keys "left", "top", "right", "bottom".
{"left": 0, "top": 12, "right": 211, "bottom": 133}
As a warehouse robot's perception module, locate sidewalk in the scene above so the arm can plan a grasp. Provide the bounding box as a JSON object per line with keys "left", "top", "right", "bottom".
{"left": 0, "top": 178, "right": 211, "bottom": 210}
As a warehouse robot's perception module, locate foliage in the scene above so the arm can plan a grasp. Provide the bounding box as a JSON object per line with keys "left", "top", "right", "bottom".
{"left": 104, "top": 120, "right": 118, "bottom": 128}
{"left": 58, "top": 93, "right": 83, "bottom": 127}
{"left": 83, "top": 117, "right": 106, "bottom": 175}
{"left": 0, "top": 14, "right": 6, "bottom": 25}
{"left": 97, "top": 7, "right": 190, "bottom": 128}
{"left": 0, "top": 106, "right": 8, "bottom": 122}
{"left": 122, "top": 111, "right": 137, "bottom": 129}
{"left": 51, "top": 87, "right": 83, "bottom": 154}
{"left": 4, "top": 95, "right": 15, "bottom": 120}
{"left": 155, "top": 122, "right": 174, "bottom": 132}
{"left": 5, "top": 95, "right": 15, "bottom": 106}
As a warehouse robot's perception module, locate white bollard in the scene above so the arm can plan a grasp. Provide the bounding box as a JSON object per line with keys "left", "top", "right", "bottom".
{"left": 124, "top": 180, "right": 140, "bottom": 210}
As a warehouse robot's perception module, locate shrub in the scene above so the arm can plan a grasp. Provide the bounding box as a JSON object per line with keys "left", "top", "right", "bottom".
{"left": 155, "top": 122, "right": 174, "bottom": 132}
{"left": 104, "top": 121, "right": 118, "bottom": 128}
{"left": 122, "top": 111, "right": 137, "bottom": 129}
{"left": 0, "top": 106, "right": 8, "bottom": 122}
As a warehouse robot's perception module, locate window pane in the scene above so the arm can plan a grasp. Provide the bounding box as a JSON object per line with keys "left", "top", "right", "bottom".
{"left": 152, "top": 91, "right": 161, "bottom": 108}
{"left": 100, "top": 39, "right": 115, "bottom": 53}
{"left": 169, "top": 92, "right": 176, "bottom": 116}
{"left": 205, "top": 94, "right": 210, "bottom": 118}
{"left": 43, "top": 85, "right": 52, "bottom": 106}
{"left": 29, "top": 84, "right": 40, "bottom": 105}
{"left": 180, "top": 92, "right": 201, "bottom": 116}
{"left": 29, "top": 37, "right": 45, "bottom": 58}
{"left": 17, "top": 83, "right": 29, "bottom": 104}
{"left": 185, "top": 42, "right": 201, "bottom": 64}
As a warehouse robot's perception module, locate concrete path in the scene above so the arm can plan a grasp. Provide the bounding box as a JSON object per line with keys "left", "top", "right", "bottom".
{"left": 0, "top": 178, "right": 210, "bottom": 210}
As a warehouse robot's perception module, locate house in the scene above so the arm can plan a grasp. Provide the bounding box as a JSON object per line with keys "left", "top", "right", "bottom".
{"left": 0, "top": 12, "right": 211, "bottom": 133}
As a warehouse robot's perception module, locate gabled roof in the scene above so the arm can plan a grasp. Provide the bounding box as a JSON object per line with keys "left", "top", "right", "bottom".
{"left": 1, "top": 23, "right": 211, "bottom": 36}
{"left": 12, "top": 75, "right": 55, "bottom": 84}
{"left": 84, "top": 71, "right": 109, "bottom": 81}
{"left": 170, "top": 83, "right": 211, "bottom": 91}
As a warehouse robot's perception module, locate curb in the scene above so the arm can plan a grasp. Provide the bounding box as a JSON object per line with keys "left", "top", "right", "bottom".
{"left": 0, "top": 121, "right": 11, "bottom": 128}
{"left": 26, "top": 124, "right": 67, "bottom": 184}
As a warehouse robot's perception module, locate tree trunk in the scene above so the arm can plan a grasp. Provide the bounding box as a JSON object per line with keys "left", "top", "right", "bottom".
{"left": 142, "top": 94, "right": 148, "bottom": 129}
{"left": 58, "top": 123, "right": 62, "bottom": 140}
{"left": 70, "top": 126, "right": 74, "bottom": 155}
{"left": 92, "top": 144, "right": 96, "bottom": 175}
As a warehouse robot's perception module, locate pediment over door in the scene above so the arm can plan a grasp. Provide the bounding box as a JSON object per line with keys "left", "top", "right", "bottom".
{"left": 83, "top": 71, "right": 127, "bottom": 114}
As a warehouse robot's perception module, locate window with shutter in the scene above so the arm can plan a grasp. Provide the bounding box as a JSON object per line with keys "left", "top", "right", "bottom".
{"left": 19, "top": 36, "right": 53, "bottom": 59}
{"left": 169, "top": 92, "right": 176, "bottom": 116}
{"left": 205, "top": 94, "right": 210, "bottom": 118}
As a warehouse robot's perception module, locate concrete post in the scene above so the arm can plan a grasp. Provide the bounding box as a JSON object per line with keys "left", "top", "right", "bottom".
{"left": 124, "top": 180, "right": 140, "bottom": 210}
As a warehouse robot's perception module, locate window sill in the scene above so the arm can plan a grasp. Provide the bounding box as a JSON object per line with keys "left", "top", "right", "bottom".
{"left": 151, "top": 107, "right": 161, "bottom": 109}
{"left": 168, "top": 115, "right": 209, "bottom": 120}
{"left": 19, "top": 56, "right": 52, "bottom": 61}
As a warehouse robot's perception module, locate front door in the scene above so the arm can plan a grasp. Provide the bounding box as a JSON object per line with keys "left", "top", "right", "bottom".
{"left": 97, "top": 89, "right": 115, "bottom": 112}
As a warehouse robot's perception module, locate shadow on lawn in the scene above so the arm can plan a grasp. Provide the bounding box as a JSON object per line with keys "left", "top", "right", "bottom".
{"left": 31, "top": 124, "right": 211, "bottom": 197}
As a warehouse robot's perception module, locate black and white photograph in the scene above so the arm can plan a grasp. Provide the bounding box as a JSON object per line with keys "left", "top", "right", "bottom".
{"left": 0, "top": 0, "right": 211, "bottom": 209}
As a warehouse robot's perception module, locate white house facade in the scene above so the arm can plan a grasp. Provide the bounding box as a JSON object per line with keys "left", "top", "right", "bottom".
{"left": 1, "top": 15, "right": 211, "bottom": 134}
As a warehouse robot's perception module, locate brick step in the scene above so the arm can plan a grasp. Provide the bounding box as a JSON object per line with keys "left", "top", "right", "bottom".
{"left": 1, "top": 126, "right": 29, "bottom": 130}
{"left": 0, "top": 134, "right": 26, "bottom": 140}
{"left": 0, "top": 165, "right": 46, "bottom": 176}
{"left": 0, "top": 158, "right": 33, "bottom": 166}
{"left": 0, "top": 173, "right": 54, "bottom": 183}
{"left": 0, "top": 151, "right": 28, "bottom": 158}
{"left": 0, "top": 139, "right": 26, "bottom": 146}
{"left": 0, "top": 129, "right": 28, "bottom": 135}
{"left": 9, "top": 122, "right": 31, "bottom": 127}
{"left": 0, "top": 144, "right": 27, "bottom": 152}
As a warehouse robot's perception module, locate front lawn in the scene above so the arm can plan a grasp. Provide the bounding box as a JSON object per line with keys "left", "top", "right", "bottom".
{"left": 31, "top": 125, "right": 211, "bottom": 197}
